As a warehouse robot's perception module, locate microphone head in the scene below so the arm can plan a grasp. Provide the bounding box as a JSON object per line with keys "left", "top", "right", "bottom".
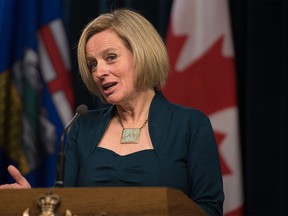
{"left": 76, "top": 104, "right": 88, "bottom": 115}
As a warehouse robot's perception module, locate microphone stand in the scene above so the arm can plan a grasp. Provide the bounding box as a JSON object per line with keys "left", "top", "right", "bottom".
{"left": 54, "top": 105, "right": 88, "bottom": 187}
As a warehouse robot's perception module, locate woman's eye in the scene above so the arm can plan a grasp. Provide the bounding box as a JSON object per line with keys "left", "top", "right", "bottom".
{"left": 107, "top": 54, "right": 116, "bottom": 62}
{"left": 89, "top": 62, "right": 97, "bottom": 72}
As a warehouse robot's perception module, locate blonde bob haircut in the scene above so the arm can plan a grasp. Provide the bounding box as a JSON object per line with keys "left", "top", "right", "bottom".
{"left": 77, "top": 8, "right": 169, "bottom": 102}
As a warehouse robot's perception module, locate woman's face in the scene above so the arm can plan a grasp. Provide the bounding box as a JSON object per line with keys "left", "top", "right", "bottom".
{"left": 85, "top": 29, "right": 136, "bottom": 105}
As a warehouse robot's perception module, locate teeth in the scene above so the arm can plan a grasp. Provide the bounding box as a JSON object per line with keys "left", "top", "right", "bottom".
{"left": 103, "top": 83, "right": 115, "bottom": 90}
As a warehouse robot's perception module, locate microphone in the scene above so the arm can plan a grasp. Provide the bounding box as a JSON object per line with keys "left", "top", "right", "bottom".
{"left": 54, "top": 104, "right": 88, "bottom": 187}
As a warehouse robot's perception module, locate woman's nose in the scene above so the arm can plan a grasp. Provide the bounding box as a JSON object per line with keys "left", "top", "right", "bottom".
{"left": 93, "top": 62, "right": 110, "bottom": 79}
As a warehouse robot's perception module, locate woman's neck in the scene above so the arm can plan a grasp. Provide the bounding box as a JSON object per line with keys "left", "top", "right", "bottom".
{"left": 116, "top": 89, "right": 155, "bottom": 126}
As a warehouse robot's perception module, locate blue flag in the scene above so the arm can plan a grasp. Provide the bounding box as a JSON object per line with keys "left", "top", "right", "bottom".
{"left": 0, "top": 0, "right": 74, "bottom": 187}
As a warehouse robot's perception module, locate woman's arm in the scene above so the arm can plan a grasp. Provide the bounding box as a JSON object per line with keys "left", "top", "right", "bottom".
{"left": 188, "top": 116, "right": 224, "bottom": 216}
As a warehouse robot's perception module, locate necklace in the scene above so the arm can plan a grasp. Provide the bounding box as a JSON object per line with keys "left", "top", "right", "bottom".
{"left": 118, "top": 117, "right": 148, "bottom": 144}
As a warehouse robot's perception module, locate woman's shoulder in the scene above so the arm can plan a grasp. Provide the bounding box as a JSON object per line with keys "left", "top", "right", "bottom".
{"left": 85, "top": 105, "right": 112, "bottom": 116}
{"left": 170, "top": 102, "right": 205, "bottom": 115}
{"left": 153, "top": 91, "right": 209, "bottom": 121}
{"left": 169, "top": 102, "right": 209, "bottom": 124}
{"left": 79, "top": 105, "right": 113, "bottom": 125}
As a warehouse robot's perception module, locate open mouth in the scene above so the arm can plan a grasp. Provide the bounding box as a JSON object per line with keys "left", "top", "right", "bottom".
{"left": 103, "top": 82, "right": 117, "bottom": 91}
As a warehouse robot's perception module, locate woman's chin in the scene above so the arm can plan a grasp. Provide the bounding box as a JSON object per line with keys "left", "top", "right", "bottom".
{"left": 104, "top": 96, "right": 120, "bottom": 105}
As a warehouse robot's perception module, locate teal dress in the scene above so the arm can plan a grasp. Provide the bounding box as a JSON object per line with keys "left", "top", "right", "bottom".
{"left": 64, "top": 91, "right": 224, "bottom": 215}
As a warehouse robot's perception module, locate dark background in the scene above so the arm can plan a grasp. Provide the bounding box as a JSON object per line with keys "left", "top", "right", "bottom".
{"left": 63, "top": 0, "right": 288, "bottom": 215}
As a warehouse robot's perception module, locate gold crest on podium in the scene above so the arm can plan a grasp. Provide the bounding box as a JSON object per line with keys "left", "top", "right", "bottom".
{"left": 22, "top": 192, "right": 74, "bottom": 216}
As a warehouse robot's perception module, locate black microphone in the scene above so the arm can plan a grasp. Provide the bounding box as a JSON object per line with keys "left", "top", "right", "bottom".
{"left": 54, "top": 104, "right": 88, "bottom": 187}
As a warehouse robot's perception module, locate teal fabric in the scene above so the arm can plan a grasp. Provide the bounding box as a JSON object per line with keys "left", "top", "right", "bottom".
{"left": 64, "top": 91, "right": 224, "bottom": 215}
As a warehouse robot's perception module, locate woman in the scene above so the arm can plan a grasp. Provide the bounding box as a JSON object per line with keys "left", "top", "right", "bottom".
{"left": 1, "top": 9, "right": 224, "bottom": 215}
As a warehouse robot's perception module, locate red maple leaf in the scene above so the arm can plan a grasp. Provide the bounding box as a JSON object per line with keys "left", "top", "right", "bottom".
{"left": 163, "top": 25, "right": 237, "bottom": 115}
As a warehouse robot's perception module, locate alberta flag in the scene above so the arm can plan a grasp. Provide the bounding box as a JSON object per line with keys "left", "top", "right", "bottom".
{"left": 164, "top": 0, "right": 243, "bottom": 215}
{"left": 0, "top": 0, "right": 74, "bottom": 187}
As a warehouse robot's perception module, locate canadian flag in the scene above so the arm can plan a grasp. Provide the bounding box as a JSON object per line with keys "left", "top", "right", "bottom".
{"left": 163, "top": 0, "right": 243, "bottom": 215}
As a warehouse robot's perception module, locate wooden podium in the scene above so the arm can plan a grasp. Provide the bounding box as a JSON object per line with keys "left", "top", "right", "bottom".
{"left": 0, "top": 187, "right": 207, "bottom": 215}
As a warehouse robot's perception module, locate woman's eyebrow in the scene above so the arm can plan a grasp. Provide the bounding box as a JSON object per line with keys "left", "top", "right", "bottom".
{"left": 85, "top": 55, "right": 95, "bottom": 63}
{"left": 86, "top": 47, "right": 119, "bottom": 58}
{"left": 100, "top": 47, "right": 119, "bottom": 55}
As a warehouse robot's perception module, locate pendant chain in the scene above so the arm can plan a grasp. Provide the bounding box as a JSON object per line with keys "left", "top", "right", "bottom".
{"left": 118, "top": 117, "right": 148, "bottom": 131}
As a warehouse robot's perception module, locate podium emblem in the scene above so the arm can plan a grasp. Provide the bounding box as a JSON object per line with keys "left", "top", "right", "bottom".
{"left": 22, "top": 192, "right": 74, "bottom": 216}
{"left": 37, "top": 192, "right": 60, "bottom": 216}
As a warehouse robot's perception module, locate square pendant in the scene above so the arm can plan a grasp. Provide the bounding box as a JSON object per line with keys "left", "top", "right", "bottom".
{"left": 121, "top": 128, "right": 140, "bottom": 144}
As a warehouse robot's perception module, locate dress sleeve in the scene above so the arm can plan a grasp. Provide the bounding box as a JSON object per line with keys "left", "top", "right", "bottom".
{"left": 187, "top": 115, "right": 225, "bottom": 216}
